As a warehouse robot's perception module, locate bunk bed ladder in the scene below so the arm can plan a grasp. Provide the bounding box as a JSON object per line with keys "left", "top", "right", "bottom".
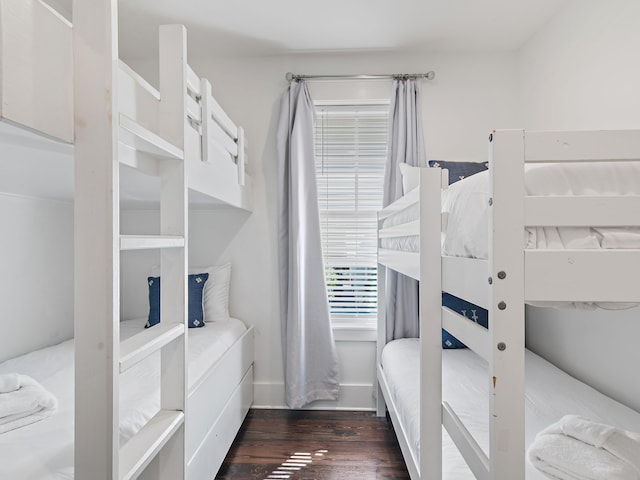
{"left": 74, "top": 3, "right": 188, "bottom": 479}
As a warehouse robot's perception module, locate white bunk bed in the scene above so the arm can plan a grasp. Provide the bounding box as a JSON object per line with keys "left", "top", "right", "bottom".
{"left": 0, "top": 1, "right": 253, "bottom": 479}
{"left": 0, "top": 0, "right": 252, "bottom": 210}
{"left": 376, "top": 129, "right": 640, "bottom": 479}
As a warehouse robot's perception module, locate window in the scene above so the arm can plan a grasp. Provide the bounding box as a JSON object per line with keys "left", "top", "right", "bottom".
{"left": 314, "top": 101, "right": 389, "bottom": 327}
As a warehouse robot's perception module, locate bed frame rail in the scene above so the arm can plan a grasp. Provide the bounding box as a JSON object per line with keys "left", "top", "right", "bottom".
{"left": 442, "top": 402, "right": 490, "bottom": 480}
{"left": 441, "top": 307, "right": 489, "bottom": 361}
{"left": 378, "top": 249, "right": 420, "bottom": 280}
{"left": 525, "top": 249, "right": 640, "bottom": 303}
{"left": 521, "top": 129, "right": 640, "bottom": 304}
{"left": 525, "top": 196, "right": 640, "bottom": 227}
{"left": 0, "top": 0, "right": 73, "bottom": 142}
{"left": 199, "top": 78, "right": 247, "bottom": 184}
{"left": 524, "top": 129, "right": 640, "bottom": 162}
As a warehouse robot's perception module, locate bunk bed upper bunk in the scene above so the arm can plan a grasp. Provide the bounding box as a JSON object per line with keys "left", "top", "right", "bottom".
{"left": 376, "top": 128, "right": 640, "bottom": 479}
{"left": 0, "top": 0, "right": 252, "bottom": 211}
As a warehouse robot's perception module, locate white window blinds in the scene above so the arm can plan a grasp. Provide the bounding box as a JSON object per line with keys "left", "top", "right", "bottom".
{"left": 314, "top": 102, "right": 389, "bottom": 324}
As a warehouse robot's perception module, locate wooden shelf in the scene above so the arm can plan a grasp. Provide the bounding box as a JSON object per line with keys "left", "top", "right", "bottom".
{"left": 119, "top": 409, "right": 184, "bottom": 480}
{"left": 120, "top": 235, "right": 184, "bottom": 251}
{"left": 119, "top": 113, "right": 183, "bottom": 161}
{"left": 119, "top": 322, "right": 184, "bottom": 373}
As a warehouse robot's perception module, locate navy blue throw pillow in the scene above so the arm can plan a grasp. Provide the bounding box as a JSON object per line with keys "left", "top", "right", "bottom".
{"left": 429, "top": 160, "right": 488, "bottom": 185}
{"left": 146, "top": 273, "right": 209, "bottom": 329}
{"left": 441, "top": 292, "right": 489, "bottom": 349}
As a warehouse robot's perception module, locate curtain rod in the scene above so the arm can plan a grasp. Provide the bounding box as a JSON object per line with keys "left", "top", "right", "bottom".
{"left": 285, "top": 71, "right": 435, "bottom": 82}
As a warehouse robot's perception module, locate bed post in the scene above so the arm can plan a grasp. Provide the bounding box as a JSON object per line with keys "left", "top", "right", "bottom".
{"left": 488, "top": 130, "right": 526, "bottom": 479}
{"left": 419, "top": 167, "right": 444, "bottom": 479}
{"left": 376, "top": 226, "right": 387, "bottom": 417}
{"left": 158, "top": 24, "right": 189, "bottom": 480}
{"left": 73, "top": 0, "right": 120, "bottom": 477}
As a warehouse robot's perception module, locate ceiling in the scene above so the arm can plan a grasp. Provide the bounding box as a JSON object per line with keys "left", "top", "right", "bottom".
{"left": 48, "top": 0, "right": 569, "bottom": 60}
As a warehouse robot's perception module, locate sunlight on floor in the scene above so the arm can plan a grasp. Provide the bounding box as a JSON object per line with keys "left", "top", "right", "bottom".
{"left": 264, "top": 449, "right": 328, "bottom": 479}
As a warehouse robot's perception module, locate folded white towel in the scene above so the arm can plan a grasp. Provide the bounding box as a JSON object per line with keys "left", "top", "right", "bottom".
{"left": 0, "top": 373, "right": 20, "bottom": 394}
{"left": 0, "top": 375, "right": 57, "bottom": 434}
{"left": 528, "top": 415, "right": 640, "bottom": 480}
{"left": 560, "top": 415, "right": 640, "bottom": 473}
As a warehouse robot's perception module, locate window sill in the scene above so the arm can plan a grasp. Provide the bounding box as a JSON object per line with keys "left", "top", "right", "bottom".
{"left": 332, "top": 323, "right": 377, "bottom": 342}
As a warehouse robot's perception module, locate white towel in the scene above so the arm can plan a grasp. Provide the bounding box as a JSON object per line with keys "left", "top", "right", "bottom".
{"left": 0, "top": 375, "right": 57, "bottom": 434}
{"left": 0, "top": 373, "right": 20, "bottom": 393}
{"left": 528, "top": 415, "right": 640, "bottom": 480}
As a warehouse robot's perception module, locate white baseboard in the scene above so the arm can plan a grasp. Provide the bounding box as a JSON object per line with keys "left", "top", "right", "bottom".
{"left": 253, "top": 382, "right": 376, "bottom": 411}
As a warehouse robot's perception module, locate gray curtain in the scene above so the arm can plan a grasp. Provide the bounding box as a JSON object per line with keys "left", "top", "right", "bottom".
{"left": 383, "top": 79, "right": 427, "bottom": 342}
{"left": 276, "top": 80, "right": 340, "bottom": 408}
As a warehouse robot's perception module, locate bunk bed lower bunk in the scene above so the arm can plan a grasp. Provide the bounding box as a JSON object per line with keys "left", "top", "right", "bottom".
{"left": 376, "top": 129, "right": 640, "bottom": 480}
{"left": 0, "top": 317, "right": 254, "bottom": 480}
{"left": 380, "top": 341, "right": 640, "bottom": 480}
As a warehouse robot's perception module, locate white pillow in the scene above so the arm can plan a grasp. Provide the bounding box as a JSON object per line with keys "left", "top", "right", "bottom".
{"left": 398, "top": 162, "right": 421, "bottom": 193}
{"left": 190, "top": 264, "right": 231, "bottom": 322}
{"left": 149, "top": 263, "right": 232, "bottom": 322}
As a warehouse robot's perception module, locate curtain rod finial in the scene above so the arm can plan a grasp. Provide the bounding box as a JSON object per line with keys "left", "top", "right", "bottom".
{"left": 285, "top": 72, "right": 294, "bottom": 82}
{"left": 426, "top": 71, "right": 435, "bottom": 80}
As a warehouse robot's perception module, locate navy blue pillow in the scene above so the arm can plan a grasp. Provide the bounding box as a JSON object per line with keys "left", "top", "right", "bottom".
{"left": 429, "top": 160, "right": 488, "bottom": 185}
{"left": 146, "top": 273, "right": 209, "bottom": 329}
{"left": 441, "top": 292, "right": 488, "bottom": 349}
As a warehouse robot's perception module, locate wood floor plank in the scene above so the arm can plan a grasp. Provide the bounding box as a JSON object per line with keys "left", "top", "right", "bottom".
{"left": 216, "top": 409, "right": 410, "bottom": 479}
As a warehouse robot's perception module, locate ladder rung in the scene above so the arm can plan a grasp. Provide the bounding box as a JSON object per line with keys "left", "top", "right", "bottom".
{"left": 119, "top": 409, "right": 184, "bottom": 480}
{"left": 119, "top": 322, "right": 184, "bottom": 373}
{"left": 119, "top": 113, "right": 184, "bottom": 161}
{"left": 120, "top": 235, "right": 184, "bottom": 251}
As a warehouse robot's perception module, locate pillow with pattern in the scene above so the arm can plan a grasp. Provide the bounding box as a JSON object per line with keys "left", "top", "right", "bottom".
{"left": 441, "top": 292, "right": 488, "bottom": 349}
{"left": 428, "top": 160, "right": 488, "bottom": 185}
{"left": 146, "top": 273, "right": 209, "bottom": 329}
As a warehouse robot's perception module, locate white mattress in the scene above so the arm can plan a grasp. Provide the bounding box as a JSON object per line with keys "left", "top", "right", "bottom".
{"left": 0, "top": 318, "right": 247, "bottom": 480}
{"left": 380, "top": 339, "right": 640, "bottom": 479}
{"left": 382, "top": 162, "right": 640, "bottom": 257}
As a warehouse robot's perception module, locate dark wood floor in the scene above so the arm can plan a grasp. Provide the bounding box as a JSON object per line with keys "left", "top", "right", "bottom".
{"left": 216, "top": 409, "right": 411, "bottom": 479}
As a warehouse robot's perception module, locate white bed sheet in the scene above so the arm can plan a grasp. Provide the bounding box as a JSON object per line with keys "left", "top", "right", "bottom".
{"left": 0, "top": 318, "right": 246, "bottom": 480}
{"left": 381, "top": 338, "right": 640, "bottom": 479}
{"left": 382, "top": 162, "right": 640, "bottom": 258}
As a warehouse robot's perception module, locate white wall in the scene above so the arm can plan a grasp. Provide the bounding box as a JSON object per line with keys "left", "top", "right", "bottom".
{"left": 0, "top": 193, "right": 74, "bottom": 362}
{"left": 519, "top": 0, "right": 640, "bottom": 131}
{"left": 129, "top": 49, "right": 520, "bottom": 409}
{"left": 519, "top": 0, "right": 640, "bottom": 411}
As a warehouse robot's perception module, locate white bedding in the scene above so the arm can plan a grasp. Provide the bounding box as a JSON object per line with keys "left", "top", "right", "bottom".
{"left": 382, "top": 162, "right": 640, "bottom": 258}
{"left": 380, "top": 339, "right": 640, "bottom": 479}
{"left": 0, "top": 318, "right": 247, "bottom": 480}
{"left": 382, "top": 162, "right": 640, "bottom": 308}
